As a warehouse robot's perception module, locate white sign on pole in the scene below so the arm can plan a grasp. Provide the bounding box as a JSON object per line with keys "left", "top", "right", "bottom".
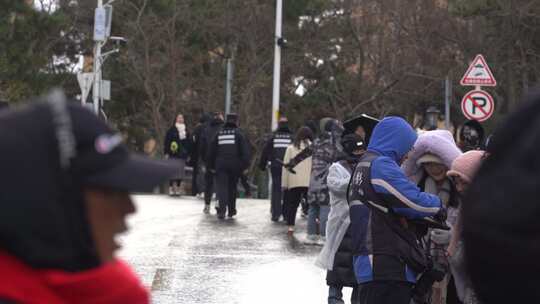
{"left": 104, "top": 5, "right": 113, "bottom": 38}
{"left": 461, "top": 90, "right": 495, "bottom": 122}
{"left": 460, "top": 54, "right": 497, "bottom": 87}
{"left": 93, "top": 7, "right": 107, "bottom": 41}
{"left": 101, "top": 80, "right": 111, "bottom": 101}
{"left": 77, "top": 73, "right": 94, "bottom": 104}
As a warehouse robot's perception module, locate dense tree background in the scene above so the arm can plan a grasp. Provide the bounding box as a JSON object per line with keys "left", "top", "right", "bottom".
{"left": 2, "top": 0, "right": 540, "bottom": 156}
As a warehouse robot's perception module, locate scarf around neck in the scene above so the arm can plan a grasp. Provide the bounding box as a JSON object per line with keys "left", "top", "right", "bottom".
{"left": 424, "top": 174, "right": 451, "bottom": 207}
{"left": 175, "top": 123, "right": 186, "bottom": 140}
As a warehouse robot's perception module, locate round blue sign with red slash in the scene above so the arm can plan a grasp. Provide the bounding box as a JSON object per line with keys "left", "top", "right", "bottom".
{"left": 461, "top": 90, "right": 495, "bottom": 122}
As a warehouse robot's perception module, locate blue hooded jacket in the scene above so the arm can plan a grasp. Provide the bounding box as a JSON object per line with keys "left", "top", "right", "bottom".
{"left": 351, "top": 117, "right": 442, "bottom": 284}
{"left": 368, "top": 117, "right": 441, "bottom": 219}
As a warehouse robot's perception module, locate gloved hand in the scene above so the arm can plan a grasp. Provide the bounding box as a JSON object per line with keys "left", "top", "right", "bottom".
{"left": 434, "top": 206, "right": 447, "bottom": 223}
{"left": 284, "top": 163, "right": 296, "bottom": 174}
{"left": 430, "top": 229, "right": 451, "bottom": 246}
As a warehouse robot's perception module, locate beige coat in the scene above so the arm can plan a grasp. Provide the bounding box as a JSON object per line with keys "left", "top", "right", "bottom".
{"left": 281, "top": 141, "right": 312, "bottom": 189}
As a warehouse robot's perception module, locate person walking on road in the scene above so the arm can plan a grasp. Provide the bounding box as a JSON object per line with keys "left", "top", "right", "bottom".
{"left": 347, "top": 117, "right": 445, "bottom": 304}
{"left": 208, "top": 113, "right": 251, "bottom": 220}
{"left": 282, "top": 126, "right": 313, "bottom": 235}
{"left": 259, "top": 116, "right": 293, "bottom": 222}
{"left": 316, "top": 133, "right": 366, "bottom": 304}
{"left": 190, "top": 112, "right": 212, "bottom": 197}
{"left": 305, "top": 118, "right": 344, "bottom": 245}
{"left": 200, "top": 112, "right": 225, "bottom": 213}
{"left": 0, "top": 91, "right": 179, "bottom": 304}
{"left": 164, "top": 113, "right": 191, "bottom": 196}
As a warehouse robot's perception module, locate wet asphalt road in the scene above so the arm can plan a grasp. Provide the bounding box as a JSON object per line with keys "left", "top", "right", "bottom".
{"left": 119, "top": 195, "right": 353, "bottom": 304}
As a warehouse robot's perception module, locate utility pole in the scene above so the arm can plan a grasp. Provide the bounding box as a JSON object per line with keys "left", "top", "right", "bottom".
{"left": 92, "top": 0, "right": 105, "bottom": 115}
{"left": 271, "top": 0, "right": 283, "bottom": 131}
{"left": 91, "top": 0, "right": 117, "bottom": 116}
{"left": 225, "top": 57, "right": 234, "bottom": 115}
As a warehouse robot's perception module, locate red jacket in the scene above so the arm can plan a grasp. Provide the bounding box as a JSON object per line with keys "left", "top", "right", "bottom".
{"left": 0, "top": 251, "right": 149, "bottom": 304}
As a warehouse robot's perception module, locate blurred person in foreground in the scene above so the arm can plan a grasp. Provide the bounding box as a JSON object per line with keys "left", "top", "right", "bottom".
{"left": 0, "top": 90, "right": 179, "bottom": 304}
{"left": 461, "top": 92, "right": 540, "bottom": 304}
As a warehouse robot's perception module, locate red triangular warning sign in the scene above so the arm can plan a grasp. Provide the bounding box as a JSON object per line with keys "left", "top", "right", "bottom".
{"left": 460, "top": 54, "right": 497, "bottom": 87}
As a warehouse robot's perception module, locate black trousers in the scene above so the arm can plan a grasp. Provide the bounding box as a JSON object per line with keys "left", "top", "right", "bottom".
{"left": 358, "top": 281, "right": 413, "bottom": 304}
{"left": 240, "top": 174, "right": 251, "bottom": 196}
{"left": 216, "top": 167, "right": 240, "bottom": 216}
{"left": 204, "top": 170, "right": 215, "bottom": 205}
{"left": 270, "top": 166, "right": 283, "bottom": 220}
{"left": 283, "top": 187, "right": 308, "bottom": 226}
{"left": 191, "top": 160, "right": 200, "bottom": 195}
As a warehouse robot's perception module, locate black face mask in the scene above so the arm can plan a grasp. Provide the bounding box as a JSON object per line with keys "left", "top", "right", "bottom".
{"left": 278, "top": 122, "right": 289, "bottom": 130}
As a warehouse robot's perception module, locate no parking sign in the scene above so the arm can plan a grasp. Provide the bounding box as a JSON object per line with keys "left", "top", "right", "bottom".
{"left": 460, "top": 54, "right": 497, "bottom": 122}
{"left": 461, "top": 90, "right": 494, "bottom": 122}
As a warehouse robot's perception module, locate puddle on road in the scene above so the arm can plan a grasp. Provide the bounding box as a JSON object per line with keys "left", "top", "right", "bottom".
{"left": 151, "top": 268, "right": 175, "bottom": 291}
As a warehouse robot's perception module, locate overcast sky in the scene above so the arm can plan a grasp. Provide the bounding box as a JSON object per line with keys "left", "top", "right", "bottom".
{"left": 33, "top": 0, "right": 58, "bottom": 12}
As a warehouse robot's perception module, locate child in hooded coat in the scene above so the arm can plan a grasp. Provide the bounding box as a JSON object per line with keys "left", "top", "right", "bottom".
{"left": 402, "top": 129, "right": 462, "bottom": 304}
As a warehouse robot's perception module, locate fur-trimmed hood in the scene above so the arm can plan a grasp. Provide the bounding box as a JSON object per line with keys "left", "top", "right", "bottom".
{"left": 402, "top": 130, "right": 462, "bottom": 182}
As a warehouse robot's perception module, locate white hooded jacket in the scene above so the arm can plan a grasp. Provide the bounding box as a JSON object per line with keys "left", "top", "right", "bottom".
{"left": 315, "top": 161, "right": 352, "bottom": 270}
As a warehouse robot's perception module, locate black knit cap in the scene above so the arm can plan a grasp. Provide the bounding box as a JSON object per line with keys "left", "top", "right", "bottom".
{"left": 462, "top": 90, "right": 540, "bottom": 304}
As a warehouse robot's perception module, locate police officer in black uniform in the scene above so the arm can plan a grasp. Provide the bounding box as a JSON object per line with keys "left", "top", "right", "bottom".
{"left": 259, "top": 116, "right": 292, "bottom": 222}
{"left": 200, "top": 112, "right": 225, "bottom": 213}
{"left": 208, "top": 113, "right": 251, "bottom": 219}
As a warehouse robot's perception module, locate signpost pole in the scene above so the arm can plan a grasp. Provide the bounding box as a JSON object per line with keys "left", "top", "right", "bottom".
{"left": 445, "top": 76, "right": 451, "bottom": 129}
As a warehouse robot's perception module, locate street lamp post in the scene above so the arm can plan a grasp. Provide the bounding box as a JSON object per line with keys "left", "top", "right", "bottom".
{"left": 271, "top": 0, "right": 283, "bottom": 131}
{"left": 225, "top": 57, "right": 234, "bottom": 115}
{"left": 92, "top": 0, "right": 104, "bottom": 115}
